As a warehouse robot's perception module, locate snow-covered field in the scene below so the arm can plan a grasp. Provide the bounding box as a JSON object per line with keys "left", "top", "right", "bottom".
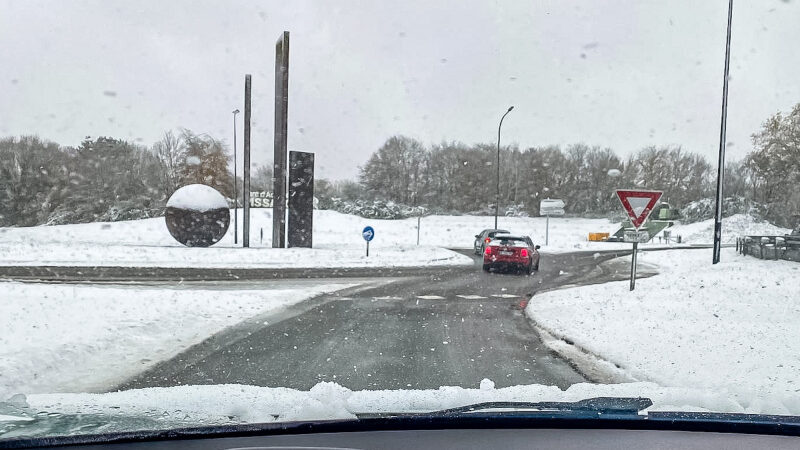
{"left": 1, "top": 209, "right": 784, "bottom": 268}
{"left": 0, "top": 210, "right": 477, "bottom": 268}
{"left": 0, "top": 209, "right": 615, "bottom": 268}
{"left": 0, "top": 280, "right": 358, "bottom": 398}
{"left": 527, "top": 247, "right": 800, "bottom": 414}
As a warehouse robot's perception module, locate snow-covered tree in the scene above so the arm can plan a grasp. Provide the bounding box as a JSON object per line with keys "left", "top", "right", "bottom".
{"left": 748, "top": 103, "right": 800, "bottom": 226}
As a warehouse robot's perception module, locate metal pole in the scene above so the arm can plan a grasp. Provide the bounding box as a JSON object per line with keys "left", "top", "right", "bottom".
{"left": 713, "top": 0, "right": 734, "bottom": 264}
{"left": 630, "top": 242, "right": 638, "bottom": 291}
{"left": 273, "top": 31, "right": 290, "bottom": 248}
{"left": 495, "top": 129, "right": 500, "bottom": 230}
{"left": 366, "top": 241, "right": 369, "bottom": 257}
{"left": 417, "top": 216, "right": 421, "bottom": 245}
{"left": 243, "top": 74, "right": 252, "bottom": 248}
{"left": 545, "top": 214, "right": 550, "bottom": 246}
{"left": 495, "top": 106, "right": 514, "bottom": 229}
{"left": 232, "top": 109, "right": 239, "bottom": 244}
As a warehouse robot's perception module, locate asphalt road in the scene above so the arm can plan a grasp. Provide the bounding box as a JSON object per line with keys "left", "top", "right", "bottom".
{"left": 117, "top": 250, "right": 643, "bottom": 392}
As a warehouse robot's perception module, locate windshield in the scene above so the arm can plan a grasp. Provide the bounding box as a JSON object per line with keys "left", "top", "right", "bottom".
{"left": 487, "top": 230, "right": 510, "bottom": 238}
{"left": 2, "top": 0, "right": 800, "bottom": 442}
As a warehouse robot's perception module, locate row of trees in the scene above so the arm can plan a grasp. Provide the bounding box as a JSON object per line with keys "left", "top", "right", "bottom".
{"left": 358, "top": 137, "right": 720, "bottom": 216}
{"left": 2, "top": 103, "right": 797, "bottom": 227}
{"left": 357, "top": 103, "right": 799, "bottom": 226}
{"left": 0, "top": 130, "right": 233, "bottom": 226}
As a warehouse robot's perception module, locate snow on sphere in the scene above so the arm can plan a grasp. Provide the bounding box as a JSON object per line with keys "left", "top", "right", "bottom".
{"left": 165, "top": 184, "right": 230, "bottom": 247}
{"left": 607, "top": 168, "right": 622, "bottom": 177}
{"left": 479, "top": 378, "right": 495, "bottom": 390}
{"left": 166, "top": 184, "right": 228, "bottom": 212}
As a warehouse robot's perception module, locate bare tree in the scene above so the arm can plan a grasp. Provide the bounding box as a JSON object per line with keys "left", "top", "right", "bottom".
{"left": 153, "top": 131, "right": 185, "bottom": 195}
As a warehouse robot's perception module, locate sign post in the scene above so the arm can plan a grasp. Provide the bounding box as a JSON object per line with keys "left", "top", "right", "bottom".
{"left": 362, "top": 226, "right": 374, "bottom": 257}
{"left": 630, "top": 242, "right": 638, "bottom": 290}
{"left": 539, "top": 199, "right": 565, "bottom": 246}
{"left": 615, "top": 190, "right": 662, "bottom": 291}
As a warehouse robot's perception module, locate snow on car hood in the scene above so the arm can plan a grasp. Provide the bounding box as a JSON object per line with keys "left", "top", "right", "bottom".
{"left": 3, "top": 380, "right": 794, "bottom": 439}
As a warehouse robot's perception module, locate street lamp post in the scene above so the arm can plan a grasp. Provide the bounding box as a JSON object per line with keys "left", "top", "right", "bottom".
{"left": 232, "top": 109, "right": 240, "bottom": 244}
{"left": 495, "top": 106, "right": 514, "bottom": 229}
{"left": 713, "top": 0, "right": 734, "bottom": 264}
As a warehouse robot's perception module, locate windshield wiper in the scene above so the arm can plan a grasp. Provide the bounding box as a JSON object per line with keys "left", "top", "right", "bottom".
{"left": 370, "top": 397, "right": 653, "bottom": 418}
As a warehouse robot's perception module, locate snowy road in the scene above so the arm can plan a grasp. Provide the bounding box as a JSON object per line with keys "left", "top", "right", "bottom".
{"left": 117, "top": 250, "right": 647, "bottom": 392}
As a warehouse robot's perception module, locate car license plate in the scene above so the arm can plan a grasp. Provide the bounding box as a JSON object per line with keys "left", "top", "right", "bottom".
{"left": 499, "top": 251, "right": 513, "bottom": 255}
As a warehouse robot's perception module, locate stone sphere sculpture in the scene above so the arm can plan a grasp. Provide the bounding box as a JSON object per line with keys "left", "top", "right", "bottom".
{"left": 165, "top": 184, "right": 230, "bottom": 247}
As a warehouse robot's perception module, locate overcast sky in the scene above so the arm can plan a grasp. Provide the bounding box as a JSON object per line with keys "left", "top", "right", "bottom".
{"left": 1, "top": 0, "right": 798, "bottom": 180}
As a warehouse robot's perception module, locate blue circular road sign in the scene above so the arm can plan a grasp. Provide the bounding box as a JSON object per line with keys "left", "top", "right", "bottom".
{"left": 362, "top": 226, "right": 375, "bottom": 242}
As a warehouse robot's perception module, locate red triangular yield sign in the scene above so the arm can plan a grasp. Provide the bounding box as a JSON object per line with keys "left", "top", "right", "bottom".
{"left": 615, "top": 190, "right": 663, "bottom": 229}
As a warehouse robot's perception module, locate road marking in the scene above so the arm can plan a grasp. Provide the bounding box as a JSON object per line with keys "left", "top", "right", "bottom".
{"left": 417, "top": 295, "right": 446, "bottom": 300}
{"left": 491, "top": 294, "right": 519, "bottom": 298}
{"left": 456, "top": 294, "right": 487, "bottom": 299}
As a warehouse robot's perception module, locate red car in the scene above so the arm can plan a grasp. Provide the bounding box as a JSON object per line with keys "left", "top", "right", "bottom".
{"left": 483, "top": 234, "right": 541, "bottom": 274}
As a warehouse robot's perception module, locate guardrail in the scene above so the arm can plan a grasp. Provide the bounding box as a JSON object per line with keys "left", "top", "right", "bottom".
{"left": 737, "top": 235, "right": 800, "bottom": 262}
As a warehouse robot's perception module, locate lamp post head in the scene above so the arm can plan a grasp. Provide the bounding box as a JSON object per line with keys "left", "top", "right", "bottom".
{"left": 507, "top": 106, "right": 514, "bottom": 112}
{"left": 233, "top": 109, "right": 240, "bottom": 115}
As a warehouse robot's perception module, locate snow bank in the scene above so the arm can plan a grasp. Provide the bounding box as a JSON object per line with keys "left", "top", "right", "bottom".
{"left": 562, "top": 214, "right": 790, "bottom": 252}
{"left": 7, "top": 379, "right": 799, "bottom": 436}
{"left": 526, "top": 248, "right": 800, "bottom": 408}
{"left": 165, "top": 184, "right": 228, "bottom": 212}
{"left": 667, "top": 214, "right": 790, "bottom": 244}
{"left": 0, "top": 281, "right": 357, "bottom": 397}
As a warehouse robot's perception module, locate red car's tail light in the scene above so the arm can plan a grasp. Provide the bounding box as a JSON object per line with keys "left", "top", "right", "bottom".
{"left": 484, "top": 237, "right": 491, "bottom": 244}
{"left": 520, "top": 248, "right": 529, "bottom": 258}
{"left": 484, "top": 246, "right": 493, "bottom": 255}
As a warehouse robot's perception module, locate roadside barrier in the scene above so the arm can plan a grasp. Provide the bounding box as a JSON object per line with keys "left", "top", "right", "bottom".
{"left": 738, "top": 235, "right": 800, "bottom": 262}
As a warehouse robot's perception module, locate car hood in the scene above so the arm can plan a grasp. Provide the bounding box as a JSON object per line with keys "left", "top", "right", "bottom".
{"left": 3, "top": 381, "right": 799, "bottom": 441}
